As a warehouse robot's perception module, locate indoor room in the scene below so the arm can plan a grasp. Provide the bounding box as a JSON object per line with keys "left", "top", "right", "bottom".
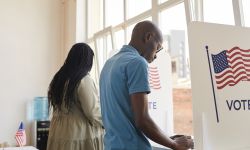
{"left": 0, "top": 0, "right": 250, "bottom": 149}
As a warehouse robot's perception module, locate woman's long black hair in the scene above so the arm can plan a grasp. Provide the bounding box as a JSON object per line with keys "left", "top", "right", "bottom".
{"left": 48, "top": 43, "right": 94, "bottom": 112}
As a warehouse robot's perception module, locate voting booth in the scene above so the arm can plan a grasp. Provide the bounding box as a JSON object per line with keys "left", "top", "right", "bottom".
{"left": 188, "top": 22, "right": 250, "bottom": 150}
{"left": 148, "top": 50, "right": 173, "bottom": 148}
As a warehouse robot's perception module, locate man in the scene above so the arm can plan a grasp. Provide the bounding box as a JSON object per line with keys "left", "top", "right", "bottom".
{"left": 100, "top": 21, "right": 193, "bottom": 150}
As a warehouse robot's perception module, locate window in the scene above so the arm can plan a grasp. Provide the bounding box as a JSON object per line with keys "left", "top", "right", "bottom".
{"left": 106, "top": 34, "right": 112, "bottom": 57}
{"left": 242, "top": 0, "right": 250, "bottom": 27}
{"left": 159, "top": 3, "right": 192, "bottom": 135}
{"left": 127, "top": 23, "right": 136, "bottom": 43}
{"left": 105, "top": 0, "right": 123, "bottom": 27}
{"left": 203, "top": 0, "right": 234, "bottom": 25}
{"left": 95, "top": 34, "right": 113, "bottom": 70}
{"left": 87, "top": 42, "right": 98, "bottom": 82}
{"left": 127, "top": 0, "right": 151, "bottom": 18}
{"left": 87, "top": 0, "right": 103, "bottom": 38}
{"left": 115, "top": 29, "right": 125, "bottom": 50}
{"left": 95, "top": 37, "right": 104, "bottom": 70}
{"left": 159, "top": 0, "right": 169, "bottom": 4}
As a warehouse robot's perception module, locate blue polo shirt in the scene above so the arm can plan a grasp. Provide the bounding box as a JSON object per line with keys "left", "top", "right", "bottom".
{"left": 100, "top": 45, "right": 151, "bottom": 150}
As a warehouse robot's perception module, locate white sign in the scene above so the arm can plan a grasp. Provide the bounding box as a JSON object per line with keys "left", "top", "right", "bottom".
{"left": 188, "top": 22, "right": 250, "bottom": 150}
{"left": 148, "top": 50, "right": 173, "bottom": 148}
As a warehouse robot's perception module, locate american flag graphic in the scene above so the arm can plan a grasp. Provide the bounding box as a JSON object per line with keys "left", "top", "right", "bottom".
{"left": 212, "top": 46, "right": 250, "bottom": 89}
{"left": 149, "top": 66, "right": 161, "bottom": 90}
{"left": 15, "top": 122, "right": 26, "bottom": 147}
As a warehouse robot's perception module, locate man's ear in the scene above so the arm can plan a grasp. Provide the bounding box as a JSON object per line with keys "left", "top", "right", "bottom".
{"left": 144, "top": 32, "right": 152, "bottom": 42}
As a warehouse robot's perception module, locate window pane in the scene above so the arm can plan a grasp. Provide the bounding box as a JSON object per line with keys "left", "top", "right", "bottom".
{"left": 87, "top": 42, "right": 97, "bottom": 82}
{"left": 107, "top": 34, "right": 112, "bottom": 57}
{"left": 160, "top": 6, "right": 186, "bottom": 33}
{"left": 203, "top": 0, "right": 234, "bottom": 25}
{"left": 159, "top": 3, "right": 193, "bottom": 135}
{"left": 242, "top": 0, "right": 250, "bottom": 27}
{"left": 159, "top": 0, "right": 168, "bottom": 4}
{"left": 127, "top": 0, "right": 151, "bottom": 19}
{"left": 88, "top": 0, "right": 103, "bottom": 38}
{"left": 115, "top": 29, "right": 125, "bottom": 50}
{"left": 96, "top": 38, "right": 104, "bottom": 71}
{"left": 96, "top": 35, "right": 114, "bottom": 72}
{"left": 105, "top": 0, "right": 123, "bottom": 27}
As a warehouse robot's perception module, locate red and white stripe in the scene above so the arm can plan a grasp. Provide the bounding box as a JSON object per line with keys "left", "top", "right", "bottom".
{"left": 15, "top": 129, "right": 26, "bottom": 146}
{"left": 215, "top": 46, "right": 250, "bottom": 89}
{"left": 149, "top": 66, "right": 161, "bottom": 90}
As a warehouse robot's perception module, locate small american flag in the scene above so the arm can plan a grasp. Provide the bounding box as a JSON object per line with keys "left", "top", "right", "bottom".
{"left": 211, "top": 46, "right": 250, "bottom": 89}
{"left": 15, "top": 122, "right": 26, "bottom": 147}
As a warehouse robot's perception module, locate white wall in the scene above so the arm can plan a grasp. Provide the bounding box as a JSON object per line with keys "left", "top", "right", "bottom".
{"left": 0, "top": 0, "right": 64, "bottom": 146}
{"left": 63, "top": 0, "right": 77, "bottom": 54}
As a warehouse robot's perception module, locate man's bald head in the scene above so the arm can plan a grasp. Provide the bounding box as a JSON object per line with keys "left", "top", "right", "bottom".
{"left": 129, "top": 21, "right": 163, "bottom": 63}
{"left": 131, "top": 21, "right": 163, "bottom": 43}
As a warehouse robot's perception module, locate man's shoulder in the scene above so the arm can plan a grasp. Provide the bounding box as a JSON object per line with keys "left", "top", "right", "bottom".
{"left": 127, "top": 56, "right": 147, "bottom": 68}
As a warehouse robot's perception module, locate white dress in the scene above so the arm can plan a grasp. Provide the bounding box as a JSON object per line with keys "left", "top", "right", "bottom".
{"left": 47, "top": 75, "right": 104, "bottom": 150}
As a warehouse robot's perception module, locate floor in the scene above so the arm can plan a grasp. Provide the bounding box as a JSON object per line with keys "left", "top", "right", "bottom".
{"left": 173, "top": 88, "right": 193, "bottom": 135}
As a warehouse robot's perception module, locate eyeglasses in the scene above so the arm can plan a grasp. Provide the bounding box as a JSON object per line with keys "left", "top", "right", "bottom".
{"left": 156, "top": 47, "right": 163, "bottom": 53}
{"left": 153, "top": 35, "right": 163, "bottom": 53}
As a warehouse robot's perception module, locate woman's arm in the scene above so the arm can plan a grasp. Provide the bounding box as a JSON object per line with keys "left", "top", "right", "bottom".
{"left": 78, "top": 75, "right": 103, "bottom": 127}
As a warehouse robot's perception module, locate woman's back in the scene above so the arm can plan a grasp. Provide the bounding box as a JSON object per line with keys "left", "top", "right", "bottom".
{"left": 46, "top": 43, "right": 104, "bottom": 150}
{"left": 47, "top": 75, "right": 104, "bottom": 150}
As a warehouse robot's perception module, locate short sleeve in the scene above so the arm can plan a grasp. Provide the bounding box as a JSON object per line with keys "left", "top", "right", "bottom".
{"left": 126, "top": 57, "right": 150, "bottom": 95}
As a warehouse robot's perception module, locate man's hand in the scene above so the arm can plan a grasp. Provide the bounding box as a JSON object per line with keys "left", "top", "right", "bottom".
{"left": 171, "top": 135, "right": 194, "bottom": 150}
{"left": 170, "top": 134, "right": 185, "bottom": 140}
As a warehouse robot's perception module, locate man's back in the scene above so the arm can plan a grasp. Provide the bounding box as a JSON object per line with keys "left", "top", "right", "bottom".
{"left": 99, "top": 45, "right": 151, "bottom": 150}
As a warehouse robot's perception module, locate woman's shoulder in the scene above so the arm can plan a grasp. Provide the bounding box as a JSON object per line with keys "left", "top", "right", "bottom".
{"left": 79, "top": 74, "right": 96, "bottom": 89}
{"left": 80, "top": 74, "right": 93, "bottom": 83}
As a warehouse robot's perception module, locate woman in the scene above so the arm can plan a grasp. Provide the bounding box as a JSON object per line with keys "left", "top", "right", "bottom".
{"left": 47, "top": 43, "right": 104, "bottom": 150}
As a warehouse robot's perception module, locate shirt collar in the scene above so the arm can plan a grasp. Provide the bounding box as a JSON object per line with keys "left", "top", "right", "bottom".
{"left": 121, "top": 45, "right": 140, "bottom": 56}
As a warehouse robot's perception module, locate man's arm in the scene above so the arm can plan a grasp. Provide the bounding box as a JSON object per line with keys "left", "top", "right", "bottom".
{"left": 130, "top": 92, "right": 193, "bottom": 150}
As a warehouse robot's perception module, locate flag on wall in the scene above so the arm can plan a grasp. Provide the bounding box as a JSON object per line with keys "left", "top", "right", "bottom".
{"left": 211, "top": 46, "right": 250, "bottom": 89}
{"left": 149, "top": 66, "right": 161, "bottom": 90}
{"left": 15, "top": 122, "right": 26, "bottom": 147}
